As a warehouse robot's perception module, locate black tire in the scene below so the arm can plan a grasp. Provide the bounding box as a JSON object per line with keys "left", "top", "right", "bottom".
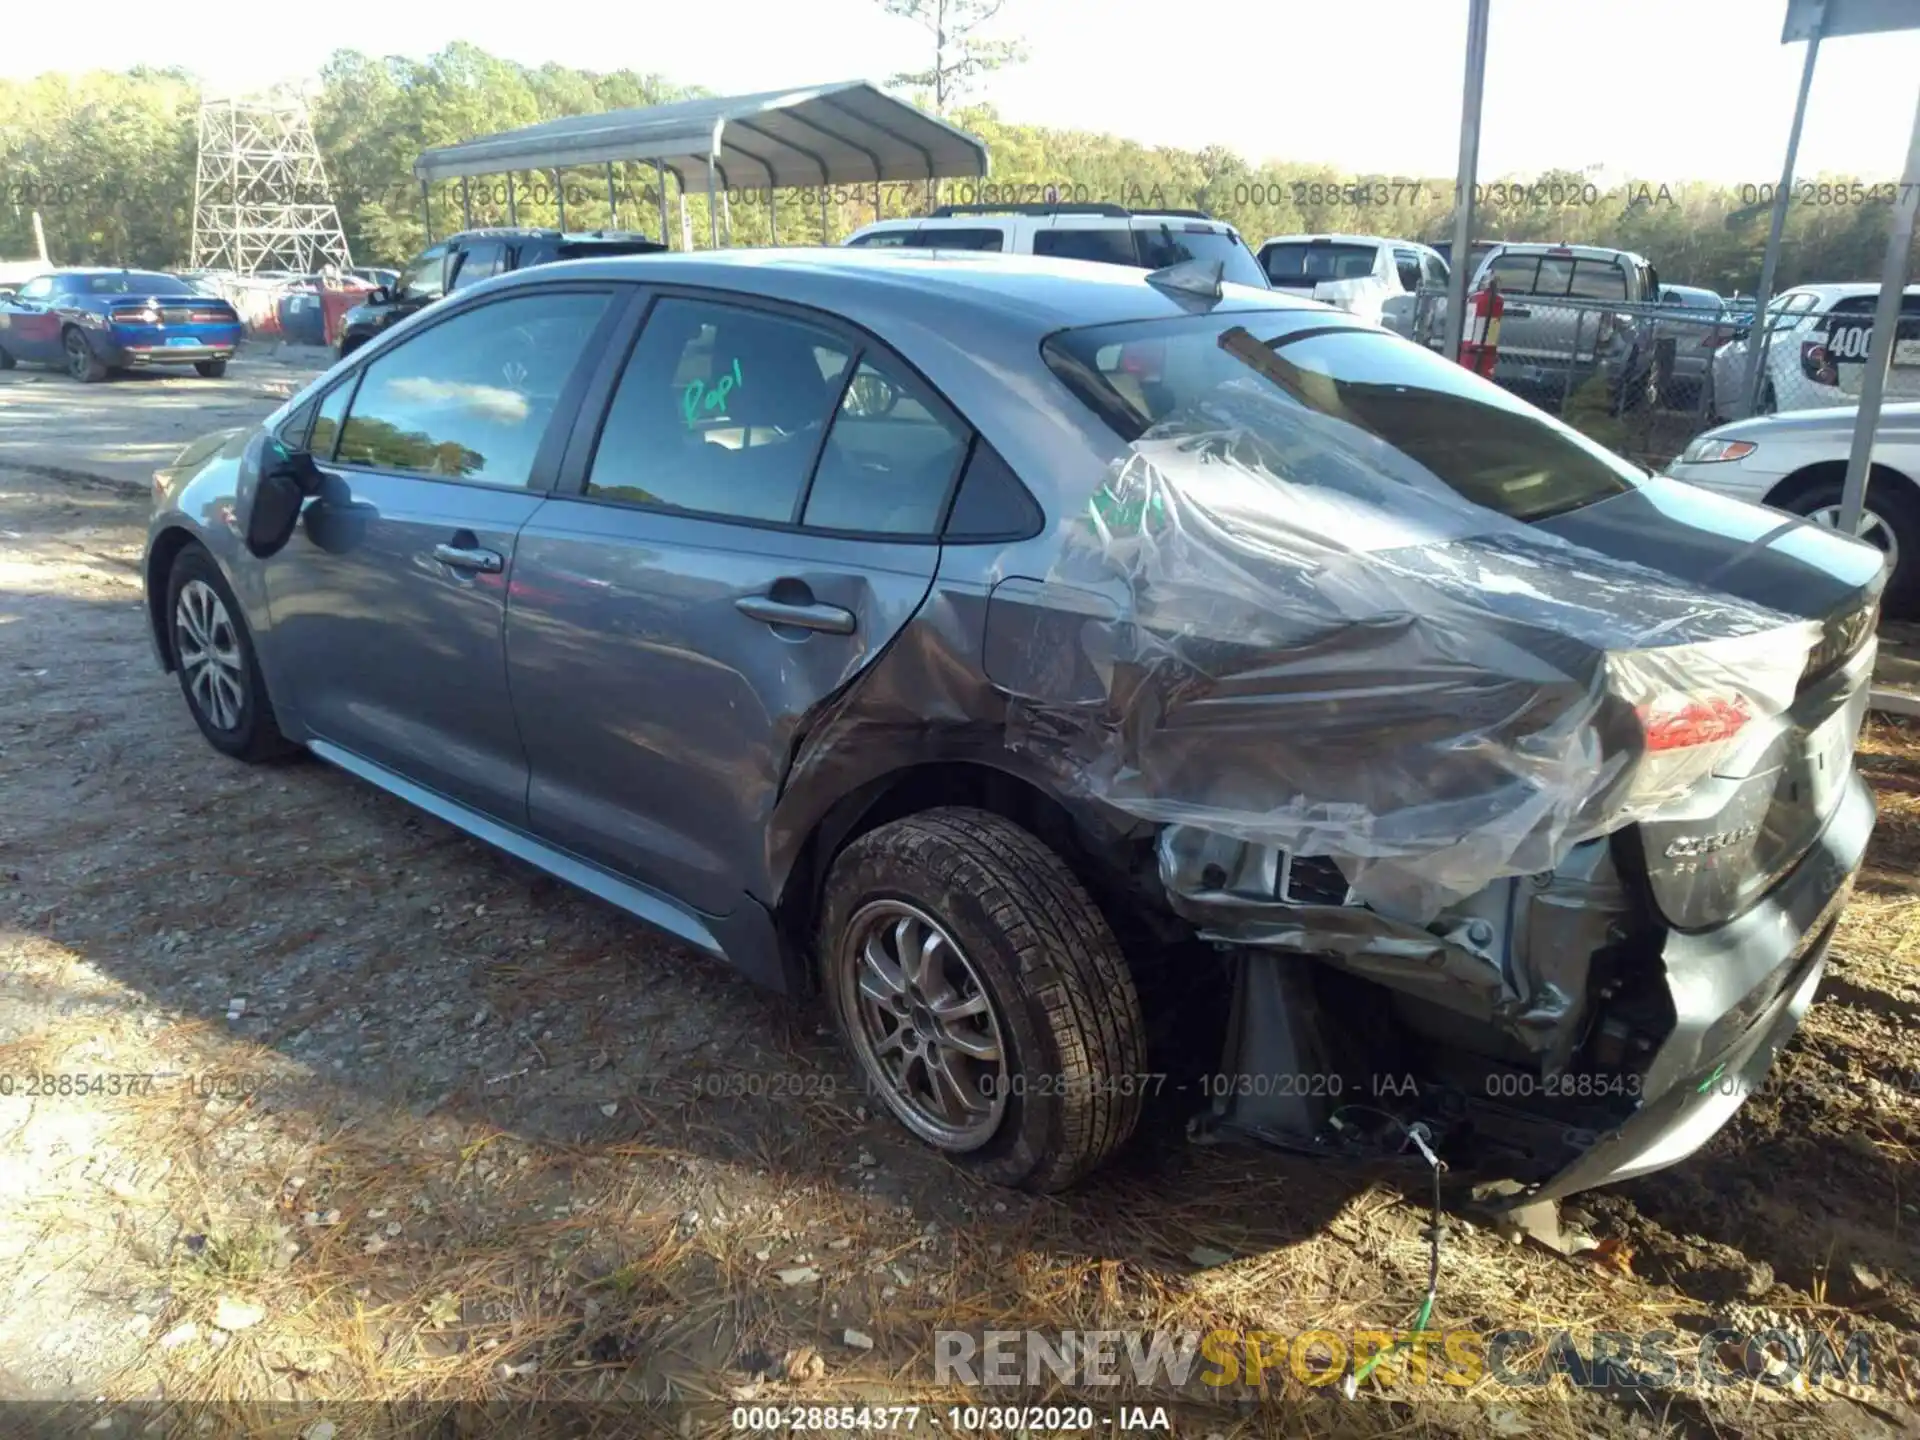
{"left": 820, "top": 807, "right": 1148, "bottom": 1192}
{"left": 0, "top": 343, "right": 15, "bottom": 370}
{"left": 337, "top": 336, "right": 364, "bottom": 360}
{"left": 1778, "top": 470, "right": 1920, "bottom": 618}
{"left": 63, "top": 327, "right": 106, "bottom": 383}
{"left": 163, "top": 544, "right": 297, "bottom": 762}
{"left": 194, "top": 359, "right": 228, "bottom": 378}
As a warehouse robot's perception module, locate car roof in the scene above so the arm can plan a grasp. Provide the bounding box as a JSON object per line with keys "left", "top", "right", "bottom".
{"left": 1258, "top": 233, "right": 1425, "bottom": 249}
{"left": 1776, "top": 281, "right": 1920, "bottom": 300}
{"left": 505, "top": 246, "right": 1316, "bottom": 333}
{"left": 853, "top": 210, "right": 1238, "bottom": 232}
{"left": 446, "top": 227, "right": 657, "bottom": 244}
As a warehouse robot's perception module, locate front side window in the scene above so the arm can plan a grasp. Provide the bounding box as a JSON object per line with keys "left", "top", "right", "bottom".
{"left": 1422, "top": 254, "right": 1449, "bottom": 289}
{"left": 1042, "top": 312, "right": 1639, "bottom": 525}
{"left": 1393, "top": 250, "right": 1424, "bottom": 292}
{"left": 1034, "top": 227, "right": 1139, "bottom": 267}
{"left": 802, "top": 357, "right": 970, "bottom": 534}
{"left": 15, "top": 276, "right": 52, "bottom": 302}
{"left": 450, "top": 241, "right": 506, "bottom": 290}
{"left": 396, "top": 244, "right": 450, "bottom": 303}
{"left": 308, "top": 379, "right": 356, "bottom": 460}
{"left": 335, "top": 291, "right": 609, "bottom": 487}
{"left": 586, "top": 297, "right": 852, "bottom": 523}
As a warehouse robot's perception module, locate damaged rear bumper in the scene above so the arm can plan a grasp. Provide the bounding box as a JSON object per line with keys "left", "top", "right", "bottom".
{"left": 1519, "top": 767, "right": 1871, "bottom": 1202}
{"left": 1184, "top": 767, "right": 1873, "bottom": 1201}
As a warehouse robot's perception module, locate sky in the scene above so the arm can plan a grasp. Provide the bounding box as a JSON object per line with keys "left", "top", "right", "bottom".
{"left": 5, "top": 0, "right": 1920, "bottom": 186}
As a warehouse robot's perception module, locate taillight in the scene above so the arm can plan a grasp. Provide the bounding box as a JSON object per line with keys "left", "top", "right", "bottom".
{"left": 1801, "top": 342, "right": 1838, "bottom": 385}
{"left": 1120, "top": 341, "right": 1165, "bottom": 383}
{"left": 1638, "top": 694, "right": 1751, "bottom": 751}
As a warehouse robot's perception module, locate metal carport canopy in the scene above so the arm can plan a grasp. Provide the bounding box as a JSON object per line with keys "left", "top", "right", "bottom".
{"left": 410, "top": 80, "right": 991, "bottom": 191}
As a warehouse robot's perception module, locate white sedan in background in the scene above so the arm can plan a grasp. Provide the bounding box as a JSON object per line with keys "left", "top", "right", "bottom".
{"left": 1664, "top": 402, "right": 1920, "bottom": 613}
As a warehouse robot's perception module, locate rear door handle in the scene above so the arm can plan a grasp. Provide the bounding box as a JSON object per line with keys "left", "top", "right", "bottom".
{"left": 1504, "top": 306, "right": 1532, "bottom": 318}
{"left": 433, "top": 542, "right": 504, "bottom": 573}
{"left": 735, "top": 595, "right": 857, "bottom": 635}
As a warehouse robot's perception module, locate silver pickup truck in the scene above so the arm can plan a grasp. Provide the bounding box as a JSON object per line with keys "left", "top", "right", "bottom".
{"left": 1470, "top": 242, "right": 1664, "bottom": 409}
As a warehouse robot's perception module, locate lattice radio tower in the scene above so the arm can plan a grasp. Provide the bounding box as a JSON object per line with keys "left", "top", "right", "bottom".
{"left": 189, "top": 92, "right": 353, "bottom": 274}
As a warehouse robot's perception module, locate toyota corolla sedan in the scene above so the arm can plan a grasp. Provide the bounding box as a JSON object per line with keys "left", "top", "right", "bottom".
{"left": 142, "top": 249, "right": 1883, "bottom": 1201}
{"left": 0, "top": 268, "right": 243, "bottom": 381}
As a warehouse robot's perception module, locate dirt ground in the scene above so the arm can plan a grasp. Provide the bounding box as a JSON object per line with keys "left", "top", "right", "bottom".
{"left": 2, "top": 458, "right": 1919, "bottom": 1440}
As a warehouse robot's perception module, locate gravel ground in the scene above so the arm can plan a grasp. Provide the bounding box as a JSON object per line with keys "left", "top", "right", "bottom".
{"left": 1, "top": 460, "right": 1918, "bottom": 1439}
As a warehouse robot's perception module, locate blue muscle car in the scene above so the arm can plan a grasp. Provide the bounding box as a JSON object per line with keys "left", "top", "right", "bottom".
{"left": 0, "top": 268, "right": 243, "bottom": 382}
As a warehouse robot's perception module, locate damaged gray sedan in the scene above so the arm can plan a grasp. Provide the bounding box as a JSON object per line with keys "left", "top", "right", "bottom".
{"left": 142, "top": 249, "right": 1884, "bottom": 1201}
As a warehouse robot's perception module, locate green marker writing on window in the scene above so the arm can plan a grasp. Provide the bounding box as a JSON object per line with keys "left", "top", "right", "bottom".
{"left": 682, "top": 358, "right": 744, "bottom": 429}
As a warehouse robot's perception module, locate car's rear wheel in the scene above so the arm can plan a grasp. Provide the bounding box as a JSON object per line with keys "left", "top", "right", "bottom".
{"left": 820, "top": 807, "right": 1147, "bottom": 1192}
{"left": 1780, "top": 470, "right": 1920, "bottom": 616}
{"left": 194, "top": 360, "right": 228, "bottom": 378}
{"left": 0, "top": 343, "right": 15, "bottom": 370}
{"left": 165, "top": 544, "right": 296, "bottom": 761}
{"left": 64, "top": 328, "right": 106, "bottom": 383}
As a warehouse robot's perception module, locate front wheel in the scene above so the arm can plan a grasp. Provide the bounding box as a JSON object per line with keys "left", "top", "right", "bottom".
{"left": 164, "top": 544, "right": 297, "bottom": 761}
{"left": 820, "top": 808, "right": 1148, "bottom": 1192}
{"left": 194, "top": 359, "right": 228, "bottom": 378}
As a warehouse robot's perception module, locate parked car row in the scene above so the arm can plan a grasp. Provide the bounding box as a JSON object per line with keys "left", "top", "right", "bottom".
{"left": 138, "top": 240, "right": 1885, "bottom": 1208}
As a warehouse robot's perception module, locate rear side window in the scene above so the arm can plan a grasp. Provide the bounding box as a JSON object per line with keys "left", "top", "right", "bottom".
{"left": 335, "top": 291, "right": 609, "bottom": 487}
{"left": 918, "top": 227, "right": 1005, "bottom": 252}
{"left": 1034, "top": 227, "right": 1139, "bottom": 267}
{"left": 848, "top": 230, "right": 921, "bottom": 248}
{"left": 802, "top": 357, "right": 970, "bottom": 534}
{"left": 586, "top": 297, "right": 852, "bottom": 523}
{"left": 1566, "top": 260, "right": 1627, "bottom": 301}
{"left": 450, "top": 241, "right": 507, "bottom": 290}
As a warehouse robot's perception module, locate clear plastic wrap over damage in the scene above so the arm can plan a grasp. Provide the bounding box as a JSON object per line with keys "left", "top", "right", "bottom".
{"left": 1003, "top": 347, "right": 1820, "bottom": 930}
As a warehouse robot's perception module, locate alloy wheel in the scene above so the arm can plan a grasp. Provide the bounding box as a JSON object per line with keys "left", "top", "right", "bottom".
{"left": 174, "top": 578, "right": 247, "bottom": 732}
{"left": 836, "top": 899, "right": 1009, "bottom": 1151}
{"left": 65, "top": 332, "right": 90, "bottom": 379}
{"left": 1806, "top": 503, "right": 1899, "bottom": 576}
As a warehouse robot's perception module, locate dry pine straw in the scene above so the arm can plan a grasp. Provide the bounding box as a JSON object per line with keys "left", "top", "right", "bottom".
{"left": 4, "top": 724, "right": 1920, "bottom": 1439}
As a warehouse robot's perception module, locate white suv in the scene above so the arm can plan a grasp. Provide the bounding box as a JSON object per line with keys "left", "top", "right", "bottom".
{"left": 843, "top": 203, "right": 1271, "bottom": 289}
{"left": 1707, "top": 282, "right": 1920, "bottom": 421}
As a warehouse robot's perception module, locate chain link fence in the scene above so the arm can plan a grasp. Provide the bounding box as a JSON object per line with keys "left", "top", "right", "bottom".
{"left": 1384, "top": 287, "right": 1920, "bottom": 466}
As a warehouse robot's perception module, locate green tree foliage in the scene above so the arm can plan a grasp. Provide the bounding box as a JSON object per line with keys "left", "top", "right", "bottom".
{"left": 2, "top": 46, "right": 1914, "bottom": 285}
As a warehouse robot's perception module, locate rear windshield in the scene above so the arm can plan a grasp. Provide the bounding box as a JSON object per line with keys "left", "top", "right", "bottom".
{"left": 80, "top": 272, "right": 195, "bottom": 295}
{"left": 1260, "top": 242, "right": 1377, "bottom": 285}
{"left": 1042, "top": 313, "right": 1640, "bottom": 523}
{"left": 1136, "top": 224, "right": 1269, "bottom": 289}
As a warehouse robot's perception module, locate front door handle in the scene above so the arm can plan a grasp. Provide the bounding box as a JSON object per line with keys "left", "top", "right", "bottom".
{"left": 735, "top": 595, "right": 857, "bottom": 635}
{"left": 433, "top": 542, "right": 504, "bottom": 573}
{"left": 1504, "top": 305, "right": 1532, "bottom": 319}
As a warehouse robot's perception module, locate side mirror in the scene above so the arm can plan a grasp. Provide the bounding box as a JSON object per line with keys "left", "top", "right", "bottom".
{"left": 246, "top": 447, "right": 327, "bottom": 559}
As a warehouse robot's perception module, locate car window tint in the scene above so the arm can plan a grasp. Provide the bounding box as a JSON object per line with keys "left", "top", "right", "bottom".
{"left": 1422, "top": 254, "right": 1448, "bottom": 288}
{"left": 850, "top": 230, "right": 920, "bottom": 248}
{"left": 586, "top": 297, "right": 852, "bottom": 523}
{"left": 1033, "top": 227, "right": 1139, "bottom": 267}
{"left": 1484, "top": 253, "right": 1539, "bottom": 293}
{"left": 802, "top": 357, "right": 969, "bottom": 534}
{"left": 450, "top": 241, "right": 507, "bottom": 290}
{"left": 920, "top": 227, "right": 1004, "bottom": 252}
{"left": 396, "top": 244, "right": 449, "bottom": 303}
{"left": 1532, "top": 256, "right": 1575, "bottom": 296}
{"left": 1135, "top": 225, "right": 1270, "bottom": 288}
{"left": 308, "top": 379, "right": 356, "bottom": 461}
{"left": 1566, "top": 260, "right": 1627, "bottom": 301}
{"left": 1393, "top": 250, "right": 1424, "bottom": 291}
{"left": 335, "top": 291, "right": 608, "bottom": 486}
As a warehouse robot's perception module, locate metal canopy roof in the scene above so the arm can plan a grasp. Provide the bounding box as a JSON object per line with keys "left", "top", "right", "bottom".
{"left": 412, "top": 81, "right": 991, "bottom": 190}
